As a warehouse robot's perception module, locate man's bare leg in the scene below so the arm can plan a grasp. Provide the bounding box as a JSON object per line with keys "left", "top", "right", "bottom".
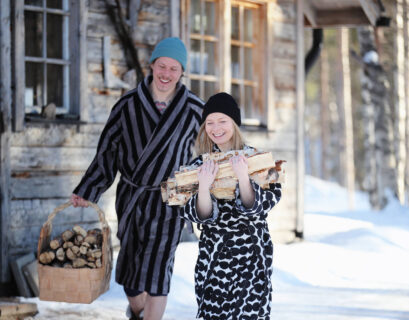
{"left": 127, "top": 292, "right": 147, "bottom": 318}
{"left": 143, "top": 295, "right": 167, "bottom": 320}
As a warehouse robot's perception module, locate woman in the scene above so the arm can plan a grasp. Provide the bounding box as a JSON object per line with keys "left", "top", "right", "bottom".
{"left": 71, "top": 37, "right": 203, "bottom": 320}
{"left": 180, "top": 92, "right": 282, "bottom": 319}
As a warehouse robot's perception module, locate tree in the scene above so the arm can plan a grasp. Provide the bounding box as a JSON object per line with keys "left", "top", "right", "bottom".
{"left": 357, "top": 26, "right": 396, "bottom": 210}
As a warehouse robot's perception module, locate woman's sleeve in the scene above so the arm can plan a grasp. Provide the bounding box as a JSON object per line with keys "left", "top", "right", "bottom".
{"left": 235, "top": 181, "right": 282, "bottom": 218}
{"left": 72, "top": 102, "right": 124, "bottom": 203}
{"left": 180, "top": 193, "right": 219, "bottom": 224}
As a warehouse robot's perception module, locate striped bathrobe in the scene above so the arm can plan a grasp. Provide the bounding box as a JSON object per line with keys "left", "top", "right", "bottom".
{"left": 73, "top": 76, "right": 203, "bottom": 294}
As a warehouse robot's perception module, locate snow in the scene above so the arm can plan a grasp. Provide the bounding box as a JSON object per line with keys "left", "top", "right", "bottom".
{"left": 24, "top": 175, "right": 409, "bottom": 319}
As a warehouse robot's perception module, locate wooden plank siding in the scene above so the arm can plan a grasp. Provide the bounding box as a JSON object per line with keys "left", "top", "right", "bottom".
{"left": 1, "top": 0, "right": 12, "bottom": 282}
{"left": 2, "top": 0, "right": 304, "bottom": 282}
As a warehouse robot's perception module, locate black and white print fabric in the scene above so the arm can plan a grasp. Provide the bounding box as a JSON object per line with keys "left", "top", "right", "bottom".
{"left": 180, "top": 146, "right": 282, "bottom": 320}
{"left": 73, "top": 76, "right": 203, "bottom": 294}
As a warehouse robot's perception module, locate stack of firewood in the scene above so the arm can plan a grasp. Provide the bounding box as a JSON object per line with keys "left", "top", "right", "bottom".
{"left": 38, "top": 225, "right": 103, "bottom": 269}
{"left": 161, "top": 149, "right": 286, "bottom": 206}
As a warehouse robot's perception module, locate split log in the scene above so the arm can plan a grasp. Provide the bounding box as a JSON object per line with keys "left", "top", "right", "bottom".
{"left": 161, "top": 150, "right": 286, "bottom": 206}
{"left": 56, "top": 247, "right": 66, "bottom": 262}
{"left": 49, "top": 236, "right": 63, "bottom": 250}
{"left": 61, "top": 230, "right": 74, "bottom": 242}
{"left": 73, "top": 225, "right": 87, "bottom": 238}
{"left": 39, "top": 251, "right": 55, "bottom": 265}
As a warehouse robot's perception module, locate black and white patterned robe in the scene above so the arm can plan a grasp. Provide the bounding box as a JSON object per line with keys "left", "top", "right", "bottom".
{"left": 73, "top": 76, "right": 203, "bottom": 294}
{"left": 180, "top": 146, "right": 282, "bottom": 319}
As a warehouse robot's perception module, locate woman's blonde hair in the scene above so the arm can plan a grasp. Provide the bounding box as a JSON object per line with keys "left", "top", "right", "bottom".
{"left": 194, "top": 121, "right": 245, "bottom": 156}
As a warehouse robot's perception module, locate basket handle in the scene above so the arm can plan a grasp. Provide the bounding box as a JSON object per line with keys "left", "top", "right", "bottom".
{"left": 42, "top": 200, "right": 108, "bottom": 229}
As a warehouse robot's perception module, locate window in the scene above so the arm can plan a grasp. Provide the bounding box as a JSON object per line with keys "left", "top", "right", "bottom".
{"left": 12, "top": 0, "right": 85, "bottom": 130}
{"left": 182, "top": 0, "right": 268, "bottom": 126}
{"left": 24, "top": 0, "right": 70, "bottom": 114}
{"left": 187, "top": 0, "right": 220, "bottom": 99}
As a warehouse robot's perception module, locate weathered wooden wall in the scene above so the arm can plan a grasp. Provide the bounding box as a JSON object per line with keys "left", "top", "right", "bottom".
{"left": 6, "top": 0, "right": 300, "bottom": 280}
{"left": 8, "top": 0, "right": 171, "bottom": 262}
{"left": 244, "top": 0, "right": 298, "bottom": 243}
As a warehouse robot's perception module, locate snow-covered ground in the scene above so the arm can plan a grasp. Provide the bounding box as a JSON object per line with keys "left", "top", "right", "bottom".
{"left": 25, "top": 175, "right": 409, "bottom": 319}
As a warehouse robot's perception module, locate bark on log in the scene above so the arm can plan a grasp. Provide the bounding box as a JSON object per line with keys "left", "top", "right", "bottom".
{"left": 161, "top": 150, "right": 286, "bottom": 206}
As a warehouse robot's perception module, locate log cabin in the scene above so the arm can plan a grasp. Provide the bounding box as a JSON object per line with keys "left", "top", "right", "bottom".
{"left": 0, "top": 0, "right": 385, "bottom": 287}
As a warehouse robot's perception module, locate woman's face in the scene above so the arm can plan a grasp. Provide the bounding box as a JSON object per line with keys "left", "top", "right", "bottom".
{"left": 151, "top": 57, "right": 183, "bottom": 96}
{"left": 205, "top": 112, "right": 234, "bottom": 151}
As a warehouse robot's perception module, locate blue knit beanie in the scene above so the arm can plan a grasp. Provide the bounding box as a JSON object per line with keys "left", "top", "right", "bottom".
{"left": 149, "top": 37, "right": 187, "bottom": 70}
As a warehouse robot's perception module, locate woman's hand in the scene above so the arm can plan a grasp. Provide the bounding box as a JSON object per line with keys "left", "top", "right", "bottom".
{"left": 196, "top": 160, "right": 218, "bottom": 219}
{"left": 198, "top": 160, "right": 219, "bottom": 190}
{"left": 230, "top": 155, "right": 249, "bottom": 182}
{"left": 71, "top": 194, "right": 89, "bottom": 208}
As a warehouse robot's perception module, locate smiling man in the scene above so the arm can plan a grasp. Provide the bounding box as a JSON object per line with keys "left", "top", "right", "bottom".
{"left": 71, "top": 37, "right": 204, "bottom": 320}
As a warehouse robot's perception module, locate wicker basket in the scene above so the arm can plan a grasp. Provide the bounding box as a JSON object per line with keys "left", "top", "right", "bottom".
{"left": 37, "top": 201, "right": 113, "bottom": 304}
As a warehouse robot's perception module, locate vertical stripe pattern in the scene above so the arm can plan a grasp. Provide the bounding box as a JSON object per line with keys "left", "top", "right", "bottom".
{"left": 73, "top": 76, "right": 203, "bottom": 294}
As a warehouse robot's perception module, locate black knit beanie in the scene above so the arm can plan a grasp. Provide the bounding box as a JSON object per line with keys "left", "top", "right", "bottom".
{"left": 201, "top": 92, "right": 241, "bottom": 126}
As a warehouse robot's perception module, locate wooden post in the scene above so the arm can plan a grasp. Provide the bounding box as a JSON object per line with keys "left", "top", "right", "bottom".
{"left": 337, "top": 28, "right": 355, "bottom": 210}
{"left": 395, "top": 0, "right": 407, "bottom": 205}
{"left": 0, "top": 0, "right": 12, "bottom": 282}
{"left": 296, "top": 0, "right": 305, "bottom": 238}
{"left": 320, "top": 47, "right": 330, "bottom": 180}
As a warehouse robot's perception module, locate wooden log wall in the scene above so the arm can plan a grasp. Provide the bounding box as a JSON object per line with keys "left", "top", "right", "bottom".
{"left": 7, "top": 0, "right": 299, "bottom": 269}
{"left": 8, "top": 0, "right": 170, "bottom": 260}
{"left": 242, "top": 0, "right": 298, "bottom": 243}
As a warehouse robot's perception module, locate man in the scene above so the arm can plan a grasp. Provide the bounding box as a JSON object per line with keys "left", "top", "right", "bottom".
{"left": 71, "top": 37, "right": 203, "bottom": 320}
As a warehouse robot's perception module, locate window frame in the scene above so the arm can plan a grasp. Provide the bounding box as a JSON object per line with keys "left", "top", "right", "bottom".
{"left": 181, "top": 0, "right": 272, "bottom": 127}
{"left": 12, "top": 0, "right": 87, "bottom": 131}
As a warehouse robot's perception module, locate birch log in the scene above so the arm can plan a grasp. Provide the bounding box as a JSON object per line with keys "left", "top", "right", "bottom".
{"left": 161, "top": 150, "right": 286, "bottom": 206}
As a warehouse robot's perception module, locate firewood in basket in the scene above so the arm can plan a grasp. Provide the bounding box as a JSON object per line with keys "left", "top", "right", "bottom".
{"left": 63, "top": 262, "right": 73, "bottom": 268}
{"left": 95, "top": 258, "right": 102, "bottom": 268}
{"left": 87, "top": 248, "right": 102, "bottom": 260}
{"left": 74, "top": 234, "right": 84, "bottom": 246}
{"left": 71, "top": 245, "right": 80, "bottom": 256}
{"left": 39, "top": 251, "right": 55, "bottom": 264}
{"left": 80, "top": 242, "right": 91, "bottom": 255}
{"left": 73, "top": 225, "right": 87, "bottom": 238}
{"left": 49, "top": 236, "right": 63, "bottom": 250}
{"left": 61, "top": 229, "right": 74, "bottom": 242}
{"left": 87, "top": 262, "right": 96, "bottom": 269}
{"left": 84, "top": 233, "right": 102, "bottom": 246}
{"left": 66, "top": 247, "right": 76, "bottom": 261}
{"left": 72, "top": 258, "right": 87, "bottom": 268}
{"left": 56, "top": 247, "right": 66, "bottom": 262}
{"left": 63, "top": 241, "right": 74, "bottom": 249}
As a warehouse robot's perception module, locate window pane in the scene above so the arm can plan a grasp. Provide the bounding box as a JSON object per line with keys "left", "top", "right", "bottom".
{"left": 25, "top": 11, "right": 43, "bottom": 57}
{"left": 204, "top": 41, "right": 215, "bottom": 75}
{"left": 47, "top": 0, "right": 62, "bottom": 9}
{"left": 25, "top": 0, "right": 43, "bottom": 6}
{"left": 231, "top": 7, "right": 239, "bottom": 40}
{"left": 47, "top": 64, "right": 63, "bottom": 106}
{"left": 26, "top": 62, "right": 44, "bottom": 108}
{"left": 204, "top": 1, "right": 215, "bottom": 35}
{"left": 190, "top": 80, "right": 200, "bottom": 97}
{"left": 231, "top": 84, "right": 240, "bottom": 107}
{"left": 244, "top": 85, "right": 253, "bottom": 118}
{"left": 47, "top": 14, "right": 63, "bottom": 59}
{"left": 190, "top": 0, "right": 201, "bottom": 33}
{"left": 244, "top": 9, "right": 253, "bottom": 42}
{"left": 190, "top": 39, "right": 201, "bottom": 74}
{"left": 244, "top": 47, "right": 253, "bottom": 80}
{"left": 204, "top": 81, "right": 215, "bottom": 100}
{"left": 231, "top": 46, "right": 240, "bottom": 78}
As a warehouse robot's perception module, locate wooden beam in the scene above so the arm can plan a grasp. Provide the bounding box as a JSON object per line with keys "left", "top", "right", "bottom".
{"left": 0, "top": 0, "right": 12, "bottom": 282}
{"left": 359, "top": 0, "right": 381, "bottom": 26}
{"left": 303, "top": 0, "right": 317, "bottom": 28}
{"left": 314, "top": 8, "right": 371, "bottom": 28}
{"left": 296, "top": 0, "right": 305, "bottom": 238}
